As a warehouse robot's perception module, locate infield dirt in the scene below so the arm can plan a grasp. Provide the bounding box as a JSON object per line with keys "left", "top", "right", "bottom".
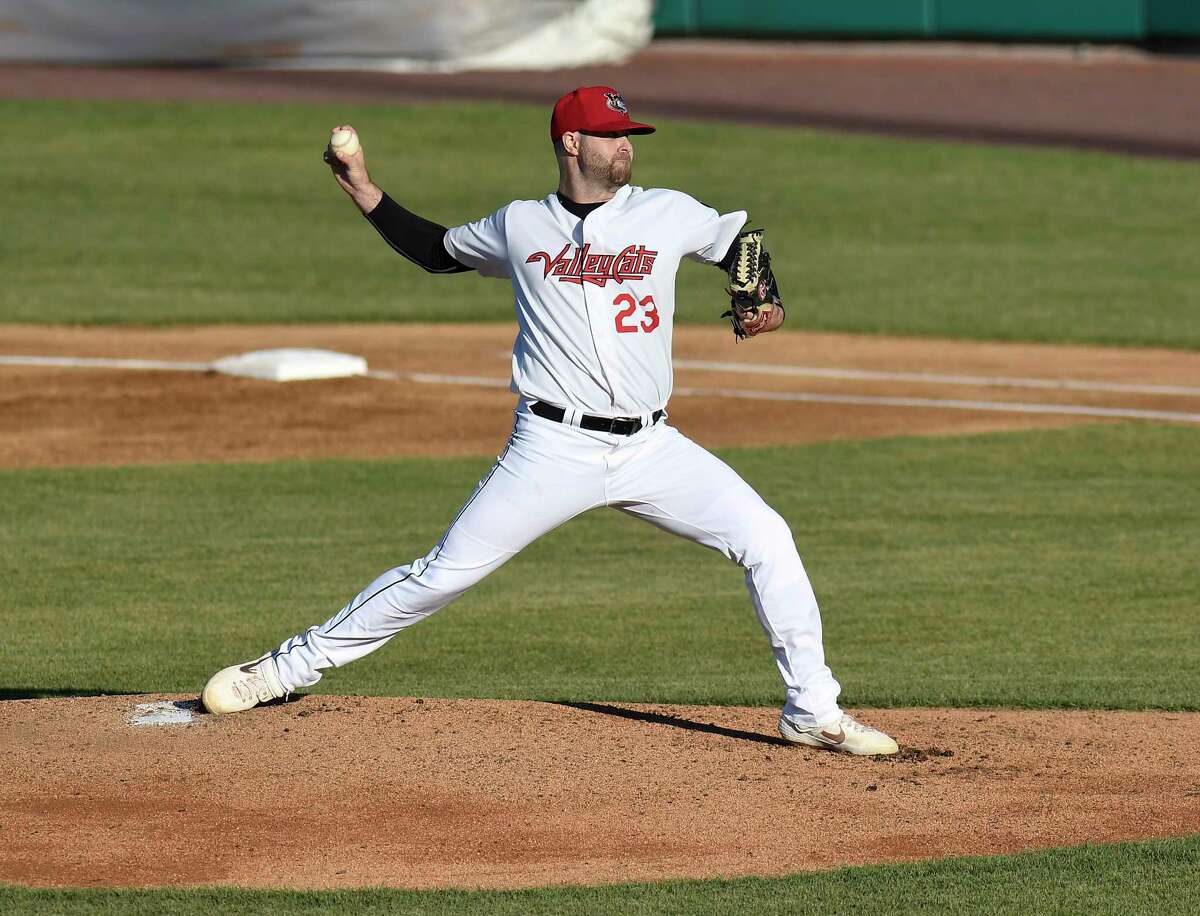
{"left": 4, "top": 323, "right": 1199, "bottom": 468}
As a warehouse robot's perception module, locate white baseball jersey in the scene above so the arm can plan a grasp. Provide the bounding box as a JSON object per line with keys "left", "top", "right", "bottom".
{"left": 443, "top": 184, "right": 747, "bottom": 417}
{"left": 261, "top": 179, "right": 849, "bottom": 736}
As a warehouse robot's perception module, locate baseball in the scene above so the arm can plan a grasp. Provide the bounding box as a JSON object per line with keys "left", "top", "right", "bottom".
{"left": 329, "top": 128, "right": 360, "bottom": 157}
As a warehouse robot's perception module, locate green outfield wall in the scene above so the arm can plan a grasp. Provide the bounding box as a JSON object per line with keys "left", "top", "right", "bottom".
{"left": 654, "top": 0, "right": 1200, "bottom": 40}
{"left": 1147, "top": 0, "right": 1200, "bottom": 35}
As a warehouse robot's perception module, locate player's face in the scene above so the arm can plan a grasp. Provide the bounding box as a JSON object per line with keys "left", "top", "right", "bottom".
{"left": 578, "top": 131, "right": 634, "bottom": 188}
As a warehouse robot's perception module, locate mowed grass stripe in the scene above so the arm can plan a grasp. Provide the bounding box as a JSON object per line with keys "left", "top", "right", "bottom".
{"left": 2, "top": 835, "right": 1199, "bottom": 915}
{"left": 1, "top": 423, "right": 1196, "bottom": 710}
{"left": 1, "top": 98, "right": 1197, "bottom": 347}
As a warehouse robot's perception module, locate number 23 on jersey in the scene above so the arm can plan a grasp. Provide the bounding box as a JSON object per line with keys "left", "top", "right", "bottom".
{"left": 613, "top": 292, "right": 659, "bottom": 334}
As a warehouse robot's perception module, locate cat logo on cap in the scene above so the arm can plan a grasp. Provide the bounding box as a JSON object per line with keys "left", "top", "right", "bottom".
{"left": 604, "top": 92, "right": 629, "bottom": 115}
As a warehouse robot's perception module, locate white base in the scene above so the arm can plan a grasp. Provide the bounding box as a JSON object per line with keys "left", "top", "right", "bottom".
{"left": 129, "top": 700, "right": 200, "bottom": 726}
{"left": 212, "top": 348, "right": 367, "bottom": 382}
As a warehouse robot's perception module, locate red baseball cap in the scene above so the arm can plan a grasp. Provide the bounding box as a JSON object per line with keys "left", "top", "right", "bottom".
{"left": 550, "top": 86, "right": 656, "bottom": 142}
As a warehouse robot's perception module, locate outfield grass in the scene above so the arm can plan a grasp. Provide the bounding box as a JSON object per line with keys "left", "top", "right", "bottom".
{"left": 2, "top": 98, "right": 1197, "bottom": 347}
{"left": 2, "top": 423, "right": 1196, "bottom": 709}
{"left": 3, "top": 835, "right": 1199, "bottom": 915}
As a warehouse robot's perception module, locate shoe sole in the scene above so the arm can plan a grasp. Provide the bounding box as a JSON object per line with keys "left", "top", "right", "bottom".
{"left": 779, "top": 719, "right": 900, "bottom": 757}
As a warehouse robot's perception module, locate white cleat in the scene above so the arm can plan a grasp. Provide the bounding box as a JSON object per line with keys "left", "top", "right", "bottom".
{"left": 779, "top": 712, "right": 900, "bottom": 756}
{"left": 201, "top": 655, "right": 288, "bottom": 715}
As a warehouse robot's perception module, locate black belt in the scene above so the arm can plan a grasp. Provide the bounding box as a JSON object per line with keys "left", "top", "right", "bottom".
{"left": 530, "top": 401, "right": 664, "bottom": 436}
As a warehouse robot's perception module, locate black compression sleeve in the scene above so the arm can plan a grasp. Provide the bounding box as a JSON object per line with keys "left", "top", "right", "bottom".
{"left": 715, "top": 236, "right": 739, "bottom": 273}
{"left": 365, "top": 192, "right": 472, "bottom": 274}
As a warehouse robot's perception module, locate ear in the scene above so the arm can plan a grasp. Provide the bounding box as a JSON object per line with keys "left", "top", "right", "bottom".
{"left": 560, "top": 131, "right": 582, "bottom": 157}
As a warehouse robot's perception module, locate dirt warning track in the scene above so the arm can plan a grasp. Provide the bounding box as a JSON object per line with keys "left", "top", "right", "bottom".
{"left": 5, "top": 41, "right": 1200, "bottom": 159}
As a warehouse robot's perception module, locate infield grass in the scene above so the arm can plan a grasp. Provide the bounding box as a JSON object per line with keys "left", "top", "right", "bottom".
{"left": 2, "top": 423, "right": 1197, "bottom": 709}
{"left": 3, "top": 835, "right": 1199, "bottom": 914}
{"left": 1, "top": 98, "right": 1197, "bottom": 347}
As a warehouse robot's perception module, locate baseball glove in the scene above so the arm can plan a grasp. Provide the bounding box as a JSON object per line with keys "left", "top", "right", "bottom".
{"left": 722, "top": 229, "right": 783, "bottom": 340}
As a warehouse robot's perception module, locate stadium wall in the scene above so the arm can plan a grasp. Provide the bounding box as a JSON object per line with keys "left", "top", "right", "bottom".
{"left": 654, "top": 0, "right": 1200, "bottom": 40}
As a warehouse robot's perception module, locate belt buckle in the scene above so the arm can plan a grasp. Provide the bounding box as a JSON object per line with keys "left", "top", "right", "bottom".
{"left": 612, "top": 417, "right": 640, "bottom": 436}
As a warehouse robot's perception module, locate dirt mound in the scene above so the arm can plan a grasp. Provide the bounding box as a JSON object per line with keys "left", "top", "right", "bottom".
{"left": 2, "top": 695, "right": 1197, "bottom": 890}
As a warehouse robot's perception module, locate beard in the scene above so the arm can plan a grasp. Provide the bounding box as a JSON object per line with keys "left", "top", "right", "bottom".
{"left": 581, "top": 146, "right": 632, "bottom": 189}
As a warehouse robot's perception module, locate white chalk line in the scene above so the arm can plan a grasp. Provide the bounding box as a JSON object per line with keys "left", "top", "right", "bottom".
{"left": 672, "top": 385, "right": 1200, "bottom": 424}
{"left": 374, "top": 370, "right": 1200, "bottom": 424}
{"left": 369, "top": 369, "right": 510, "bottom": 388}
{"left": 12, "top": 353, "right": 1195, "bottom": 398}
{"left": 493, "top": 350, "right": 1200, "bottom": 398}
{"left": 671, "top": 359, "right": 1200, "bottom": 398}
{"left": 0, "top": 355, "right": 212, "bottom": 371}
{"left": 6, "top": 355, "right": 1200, "bottom": 424}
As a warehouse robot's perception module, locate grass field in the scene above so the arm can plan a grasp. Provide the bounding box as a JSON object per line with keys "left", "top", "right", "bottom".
{"left": 5, "top": 96, "right": 1199, "bottom": 912}
{"left": 2, "top": 424, "right": 1197, "bottom": 709}
{"left": 4, "top": 835, "right": 1200, "bottom": 915}
{"left": 1, "top": 97, "right": 1198, "bottom": 347}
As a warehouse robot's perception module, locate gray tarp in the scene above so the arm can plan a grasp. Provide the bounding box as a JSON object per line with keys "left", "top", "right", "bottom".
{"left": 0, "top": 0, "right": 652, "bottom": 70}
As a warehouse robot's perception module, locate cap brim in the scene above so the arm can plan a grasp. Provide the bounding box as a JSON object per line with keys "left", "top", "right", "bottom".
{"left": 582, "top": 119, "right": 656, "bottom": 135}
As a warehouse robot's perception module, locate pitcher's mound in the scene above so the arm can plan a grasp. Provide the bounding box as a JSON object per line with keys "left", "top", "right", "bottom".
{"left": 2, "top": 695, "right": 1197, "bottom": 890}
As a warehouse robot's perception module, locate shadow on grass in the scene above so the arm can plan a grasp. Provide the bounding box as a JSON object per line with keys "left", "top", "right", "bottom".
{"left": 0, "top": 689, "right": 308, "bottom": 715}
{"left": 0, "top": 687, "right": 151, "bottom": 700}
{"left": 554, "top": 700, "right": 788, "bottom": 747}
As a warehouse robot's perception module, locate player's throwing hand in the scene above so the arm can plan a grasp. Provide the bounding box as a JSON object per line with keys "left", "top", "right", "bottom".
{"left": 324, "top": 124, "right": 382, "bottom": 214}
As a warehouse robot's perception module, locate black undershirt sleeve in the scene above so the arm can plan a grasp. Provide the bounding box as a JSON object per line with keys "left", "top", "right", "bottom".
{"left": 364, "top": 192, "right": 472, "bottom": 274}
{"left": 365, "top": 189, "right": 739, "bottom": 274}
{"left": 715, "top": 241, "right": 737, "bottom": 273}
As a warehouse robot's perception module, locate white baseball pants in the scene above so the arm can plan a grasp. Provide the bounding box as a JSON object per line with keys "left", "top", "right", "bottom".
{"left": 270, "top": 401, "right": 843, "bottom": 726}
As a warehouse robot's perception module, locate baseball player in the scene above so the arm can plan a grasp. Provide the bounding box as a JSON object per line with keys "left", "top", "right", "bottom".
{"left": 202, "top": 86, "right": 899, "bottom": 756}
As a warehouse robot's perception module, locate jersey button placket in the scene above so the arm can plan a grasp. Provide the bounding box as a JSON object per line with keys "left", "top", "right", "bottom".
{"left": 578, "top": 216, "right": 618, "bottom": 411}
